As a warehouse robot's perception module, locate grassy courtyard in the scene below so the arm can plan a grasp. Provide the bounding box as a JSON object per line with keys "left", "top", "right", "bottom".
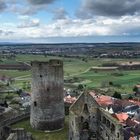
{"left": 12, "top": 116, "right": 69, "bottom": 140}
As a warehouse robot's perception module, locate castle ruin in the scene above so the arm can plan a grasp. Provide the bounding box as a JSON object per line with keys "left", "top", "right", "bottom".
{"left": 30, "top": 59, "right": 64, "bottom": 131}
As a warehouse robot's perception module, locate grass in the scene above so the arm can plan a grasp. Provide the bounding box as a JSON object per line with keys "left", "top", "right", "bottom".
{"left": 12, "top": 116, "right": 69, "bottom": 140}
{"left": 0, "top": 70, "right": 30, "bottom": 78}
{"left": 0, "top": 59, "right": 19, "bottom": 64}
{"left": 1, "top": 54, "right": 140, "bottom": 93}
{"left": 75, "top": 70, "right": 140, "bottom": 93}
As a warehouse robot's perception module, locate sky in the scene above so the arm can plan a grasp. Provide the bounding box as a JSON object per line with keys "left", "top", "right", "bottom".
{"left": 0, "top": 0, "right": 140, "bottom": 43}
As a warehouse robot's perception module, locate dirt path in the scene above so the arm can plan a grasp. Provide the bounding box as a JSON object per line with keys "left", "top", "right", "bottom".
{"left": 64, "top": 67, "right": 91, "bottom": 78}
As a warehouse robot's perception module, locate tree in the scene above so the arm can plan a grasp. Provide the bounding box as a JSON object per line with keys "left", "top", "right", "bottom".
{"left": 109, "top": 81, "right": 113, "bottom": 86}
{"left": 133, "top": 86, "right": 138, "bottom": 93}
{"left": 16, "top": 89, "right": 22, "bottom": 95}
{"left": 128, "top": 96, "right": 133, "bottom": 100}
{"left": 77, "top": 84, "right": 84, "bottom": 90}
{"left": 112, "top": 91, "right": 122, "bottom": 99}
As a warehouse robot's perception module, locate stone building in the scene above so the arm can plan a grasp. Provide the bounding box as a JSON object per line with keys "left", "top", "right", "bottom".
{"left": 30, "top": 59, "right": 64, "bottom": 131}
{"left": 69, "top": 92, "right": 124, "bottom": 140}
{"left": 6, "top": 128, "right": 33, "bottom": 140}
{"left": 0, "top": 126, "right": 11, "bottom": 140}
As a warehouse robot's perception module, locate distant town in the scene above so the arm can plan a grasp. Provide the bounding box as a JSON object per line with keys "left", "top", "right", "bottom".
{"left": 1, "top": 43, "right": 140, "bottom": 58}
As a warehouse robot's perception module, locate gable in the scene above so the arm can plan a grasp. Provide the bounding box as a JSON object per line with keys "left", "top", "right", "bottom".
{"left": 70, "top": 92, "right": 99, "bottom": 116}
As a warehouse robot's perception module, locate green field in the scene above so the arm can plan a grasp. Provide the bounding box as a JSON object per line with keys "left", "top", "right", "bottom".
{"left": 74, "top": 70, "right": 140, "bottom": 93}
{"left": 0, "top": 54, "right": 140, "bottom": 94}
{"left": 12, "top": 117, "right": 69, "bottom": 140}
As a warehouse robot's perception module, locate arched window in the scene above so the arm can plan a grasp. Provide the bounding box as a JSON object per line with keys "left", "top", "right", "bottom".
{"left": 83, "top": 103, "right": 89, "bottom": 114}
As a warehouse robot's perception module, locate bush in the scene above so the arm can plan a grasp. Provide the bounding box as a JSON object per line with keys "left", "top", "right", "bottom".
{"left": 77, "top": 84, "right": 84, "bottom": 90}
{"left": 128, "top": 96, "right": 133, "bottom": 100}
{"left": 109, "top": 81, "right": 113, "bottom": 86}
{"left": 112, "top": 91, "right": 122, "bottom": 99}
{"left": 111, "top": 72, "right": 124, "bottom": 77}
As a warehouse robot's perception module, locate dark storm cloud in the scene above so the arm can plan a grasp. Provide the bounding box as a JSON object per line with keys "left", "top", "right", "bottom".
{"left": 27, "top": 0, "right": 56, "bottom": 5}
{"left": 52, "top": 8, "right": 68, "bottom": 20}
{"left": 0, "top": 0, "right": 7, "bottom": 12}
{"left": 77, "top": 0, "right": 140, "bottom": 18}
{"left": 17, "top": 0, "right": 57, "bottom": 15}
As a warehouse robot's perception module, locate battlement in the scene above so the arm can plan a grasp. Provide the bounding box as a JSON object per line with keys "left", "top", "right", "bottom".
{"left": 31, "top": 59, "right": 63, "bottom": 67}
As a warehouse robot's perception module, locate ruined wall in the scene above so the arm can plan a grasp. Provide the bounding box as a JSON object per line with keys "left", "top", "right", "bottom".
{"left": 0, "top": 126, "right": 11, "bottom": 140}
{"left": 7, "top": 128, "right": 33, "bottom": 140}
{"left": 69, "top": 93, "right": 99, "bottom": 140}
{"left": 30, "top": 59, "right": 64, "bottom": 131}
{"left": 97, "top": 108, "right": 124, "bottom": 140}
{"left": 69, "top": 92, "right": 124, "bottom": 140}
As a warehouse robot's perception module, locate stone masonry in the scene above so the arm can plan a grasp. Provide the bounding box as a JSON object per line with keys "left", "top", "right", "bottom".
{"left": 30, "top": 59, "right": 64, "bottom": 131}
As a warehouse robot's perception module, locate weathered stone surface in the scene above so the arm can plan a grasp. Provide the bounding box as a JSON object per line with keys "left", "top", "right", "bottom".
{"left": 30, "top": 59, "right": 64, "bottom": 131}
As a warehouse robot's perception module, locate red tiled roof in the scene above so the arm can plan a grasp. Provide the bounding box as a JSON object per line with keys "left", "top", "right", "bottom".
{"left": 89, "top": 91, "right": 134, "bottom": 108}
{"left": 95, "top": 95, "right": 114, "bottom": 107}
{"left": 64, "top": 95, "right": 77, "bottom": 104}
{"left": 112, "top": 113, "right": 129, "bottom": 123}
{"left": 129, "top": 137, "right": 134, "bottom": 140}
{"left": 128, "top": 100, "right": 140, "bottom": 106}
{"left": 89, "top": 91, "right": 96, "bottom": 97}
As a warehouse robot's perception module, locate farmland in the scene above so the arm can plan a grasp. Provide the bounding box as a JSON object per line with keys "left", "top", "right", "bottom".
{"left": 0, "top": 54, "right": 140, "bottom": 94}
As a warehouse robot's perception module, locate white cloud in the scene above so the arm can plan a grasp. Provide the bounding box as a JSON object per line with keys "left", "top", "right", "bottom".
{"left": 17, "top": 16, "right": 40, "bottom": 28}
{"left": 0, "top": 15, "right": 140, "bottom": 40}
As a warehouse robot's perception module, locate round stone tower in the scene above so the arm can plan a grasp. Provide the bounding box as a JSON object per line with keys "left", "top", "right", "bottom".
{"left": 30, "top": 59, "right": 64, "bottom": 131}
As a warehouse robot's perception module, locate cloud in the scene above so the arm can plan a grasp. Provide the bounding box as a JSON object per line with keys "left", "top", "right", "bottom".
{"left": 27, "top": 0, "right": 56, "bottom": 5}
{"left": 52, "top": 8, "right": 68, "bottom": 20}
{"left": 8, "top": 2, "right": 45, "bottom": 15}
{"left": 0, "top": 0, "right": 7, "bottom": 12}
{"left": 77, "top": 0, "right": 140, "bottom": 18}
{"left": 13, "top": 15, "right": 140, "bottom": 39}
{"left": 1, "top": 11, "right": 140, "bottom": 40}
{"left": 17, "top": 16, "right": 40, "bottom": 28}
{"left": 8, "top": 0, "right": 57, "bottom": 15}
{"left": 23, "top": 0, "right": 57, "bottom": 15}
{"left": 0, "top": 29, "right": 14, "bottom": 36}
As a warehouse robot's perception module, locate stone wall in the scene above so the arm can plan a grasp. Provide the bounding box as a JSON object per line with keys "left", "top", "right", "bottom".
{"left": 7, "top": 128, "right": 33, "bottom": 140}
{"left": 30, "top": 59, "right": 64, "bottom": 131}
{"left": 69, "top": 92, "right": 124, "bottom": 140}
{"left": 0, "top": 112, "right": 29, "bottom": 127}
{"left": 0, "top": 126, "right": 11, "bottom": 140}
{"left": 0, "top": 112, "right": 29, "bottom": 140}
{"left": 97, "top": 108, "right": 124, "bottom": 140}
